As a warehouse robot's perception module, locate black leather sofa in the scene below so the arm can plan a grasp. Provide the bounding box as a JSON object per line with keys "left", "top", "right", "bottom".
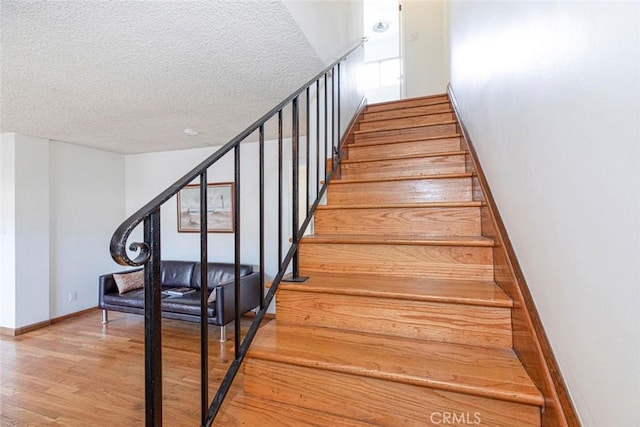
{"left": 98, "top": 260, "right": 261, "bottom": 342}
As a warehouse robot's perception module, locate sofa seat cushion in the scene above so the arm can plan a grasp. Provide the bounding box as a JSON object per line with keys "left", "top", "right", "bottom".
{"left": 103, "top": 288, "right": 145, "bottom": 308}
{"left": 161, "top": 293, "right": 215, "bottom": 317}
{"left": 102, "top": 288, "right": 215, "bottom": 317}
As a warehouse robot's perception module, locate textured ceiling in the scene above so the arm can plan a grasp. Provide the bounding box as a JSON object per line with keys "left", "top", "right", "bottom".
{"left": 0, "top": 1, "right": 324, "bottom": 154}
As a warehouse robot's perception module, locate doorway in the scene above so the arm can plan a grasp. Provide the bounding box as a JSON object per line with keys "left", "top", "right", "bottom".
{"left": 362, "top": 0, "right": 402, "bottom": 103}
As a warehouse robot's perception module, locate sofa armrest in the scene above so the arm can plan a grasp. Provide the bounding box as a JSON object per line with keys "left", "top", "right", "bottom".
{"left": 98, "top": 268, "right": 143, "bottom": 308}
{"left": 215, "top": 271, "right": 261, "bottom": 325}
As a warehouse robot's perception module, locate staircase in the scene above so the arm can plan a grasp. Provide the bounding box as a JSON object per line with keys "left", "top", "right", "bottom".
{"left": 215, "top": 94, "right": 544, "bottom": 426}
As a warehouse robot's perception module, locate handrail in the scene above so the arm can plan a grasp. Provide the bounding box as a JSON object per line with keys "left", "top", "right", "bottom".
{"left": 110, "top": 38, "right": 366, "bottom": 267}
{"left": 109, "top": 37, "right": 366, "bottom": 426}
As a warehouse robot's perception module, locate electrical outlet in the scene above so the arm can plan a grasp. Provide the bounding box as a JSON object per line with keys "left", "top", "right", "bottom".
{"left": 68, "top": 291, "right": 78, "bottom": 302}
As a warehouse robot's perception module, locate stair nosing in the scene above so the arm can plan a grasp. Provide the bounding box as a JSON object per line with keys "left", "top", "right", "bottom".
{"left": 300, "top": 234, "right": 495, "bottom": 247}
{"left": 248, "top": 323, "right": 544, "bottom": 407}
{"left": 316, "top": 201, "right": 485, "bottom": 210}
{"left": 341, "top": 150, "right": 467, "bottom": 165}
{"left": 349, "top": 133, "right": 461, "bottom": 149}
{"left": 329, "top": 172, "right": 473, "bottom": 185}
{"left": 353, "top": 119, "right": 457, "bottom": 136}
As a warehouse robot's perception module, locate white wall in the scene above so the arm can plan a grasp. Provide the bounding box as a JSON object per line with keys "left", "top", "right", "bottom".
{"left": 0, "top": 134, "right": 17, "bottom": 329}
{"left": 15, "top": 134, "right": 50, "bottom": 328}
{"left": 283, "top": 0, "right": 364, "bottom": 65}
{"left": 449, "top": 2, "right": 640, "bottom": 426}
{"left": 0, "top": 133, "right": 50, "bottom": 329}
{"left": 283, "top": 0, "right": 365, "bottom": 136}
{"left": 0, "top": 133, "right": 125, "bottom": 328}
{"left": 403, "top": 0, "right": 450, "bottom": 97}
{"left": 124, "top": 142, "right": 286, "bottom": 281}
{"left": 49, "top": 141, "right": 125, "bottom": 318}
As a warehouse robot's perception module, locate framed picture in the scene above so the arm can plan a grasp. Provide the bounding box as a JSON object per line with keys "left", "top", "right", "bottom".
{"left": 177, "top": 182, "right": 234, "bottom": 233}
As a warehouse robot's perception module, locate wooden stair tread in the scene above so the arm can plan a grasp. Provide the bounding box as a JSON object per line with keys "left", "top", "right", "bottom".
{"left": 248, "top": 322, "right": 544, "bottom": 407}
{"left": 275, "top": 272, "right": 512, "bottom": 308}
{"left": 353, "top": 119, "right": 457, "bottom": 135}
{"left": 341, "top": 150, "right": 467, "bottom": 164}
{"left": 217, "top": 394, "right": 374, "bottom": 426}
{"left": 361, "top": 103, "right": 451, "bottom": 121}
{"left": 316, "top": 201, "right": 484, "bottom": 210}
{"left": 330, "top": 172, "right": 473, "bottom": 185}
{"left": 365, "top": 94, "right": 449, "bottom": 113}
{"left": 350, "top": 133, "right": 461, "bottom": 148}
{"left": 301, "top": 234, "right": 495, "bottom": 247}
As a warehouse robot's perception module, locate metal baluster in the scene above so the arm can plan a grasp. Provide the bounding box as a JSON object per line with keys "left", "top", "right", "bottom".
{"left": 337, "top": 62, "right": 341, "bottom": 158}
{"left": 324, "top": 73, "right": 328, "bottom": 183}
{"left": 144, "top": 209, "right": 162, "bottom": 427}
{"left": 199, "top": 172, "right": 208, "bottom": 427}
{"left": 306, "top": 87, "right": 310, "bottom": 217}
{"left": 286, "top": 97, "right": 308, "bottom": 283}
{"left": 259, "top": 125, "right": 265, "bottom": 307}
{"left": 278, "top": 110, "right": 283, "bottom": 268}
{"left": 332, "top": 66, "right": 336, "bottom": 168}
{"left": 316, "top": 80, "right": 320, "bottom": 199}
{"left": 234, "top": 145, "right": 241, "bottom": 357}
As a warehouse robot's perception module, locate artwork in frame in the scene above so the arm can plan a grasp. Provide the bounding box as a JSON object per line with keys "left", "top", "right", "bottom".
{"left": 177, "top": 182, "right": 234, "bottom": 233}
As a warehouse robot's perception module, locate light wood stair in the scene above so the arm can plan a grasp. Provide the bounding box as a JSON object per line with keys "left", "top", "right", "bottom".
{"left": 215, "top": 94, "right": 544, "bottom": 426}
{"left": 340, "top": 151, "right": 467, "bottom": 179}
{"left": 347, "top": 135, "right": 463, "bottom": 160}
{"left": 361, "top": 100, "right": 452, "bottom": 122}
{"left": 273, "top": 273, "right": 513, "bottom": 348}
{"left": 314, "top": 201, "right": 483, "bottom": 236}
{"left": 357, "top": 111, "right": 455, "bottom": 132}
{"left": 299, "top": 234, "right": 495, "bottom": 281}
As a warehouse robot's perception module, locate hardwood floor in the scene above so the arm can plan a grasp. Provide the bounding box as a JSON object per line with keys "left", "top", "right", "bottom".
{"left": 0, "top": 309, "right": 259, "bottom": 426}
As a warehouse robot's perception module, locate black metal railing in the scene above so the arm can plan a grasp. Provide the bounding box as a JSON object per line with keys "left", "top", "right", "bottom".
{"left": 109, "top": 38, "right": 366, "bottom": 426}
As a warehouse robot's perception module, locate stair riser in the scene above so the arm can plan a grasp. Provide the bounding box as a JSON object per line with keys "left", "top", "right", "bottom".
{"left": 327, "top": 177, "right": 473, "bottom": 205}
{"left": 363, "top": 102, "right": 452, "bottom": 121}
{"left": 276, "top": 291, "right": 512, "bottom": 348}
{"left": 341, "top": 153, "right": 466, "bottom": 179}
{"left": 358, "top": 112, "right": 455, "bottom": 132}
{"left": 314, "top": 206, "right": 482, "bottom": 236}
{"left": 347, "top": 137, "right": 462, "bottom": 160}
{"left": 217, "top": 395, "right": 373, "bottom": 427}
{"left": 355, "top": 123, "right": 458, "bottom": 145}
{"left": 300, "top": 243, "right": 494, "bottom": 281}
{"left": 243, "top": 360, "right": 540, "bottom": 427}
{"left": 365, "top": 95, "right": 450, "bottom": 113}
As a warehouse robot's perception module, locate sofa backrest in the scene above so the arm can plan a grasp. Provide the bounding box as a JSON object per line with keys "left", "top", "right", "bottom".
{"left": 192, "top": 262, "right": 254, "bottom": 290}
{"left": 161, "top": 261, "right": 198, "bottom": 287}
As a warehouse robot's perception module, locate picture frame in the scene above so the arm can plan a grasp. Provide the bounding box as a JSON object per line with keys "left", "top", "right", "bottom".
{"left": 177, "top": 182, "right": 234, "bottom": 233}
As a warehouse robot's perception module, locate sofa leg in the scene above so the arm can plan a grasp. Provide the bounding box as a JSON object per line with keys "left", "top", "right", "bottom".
{"left": 220, "top": 325, "right": 227, "bottom": 343}
{"left": 101, "top": 309, "right": 108, "bottom": 324}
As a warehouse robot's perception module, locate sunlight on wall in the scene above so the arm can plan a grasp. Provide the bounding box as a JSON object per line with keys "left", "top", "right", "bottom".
{"left": 455, "top": 13, "right": 586, "bottom": 83}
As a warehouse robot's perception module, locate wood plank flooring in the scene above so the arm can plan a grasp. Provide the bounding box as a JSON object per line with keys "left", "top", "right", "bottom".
{"left": 0, "top": 310, "right": 261, "bottom": 426}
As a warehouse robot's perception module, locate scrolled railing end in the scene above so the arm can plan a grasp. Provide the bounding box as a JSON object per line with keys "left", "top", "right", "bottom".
{"left": 110, "top": 220, "right": 150, "bottom": 267}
